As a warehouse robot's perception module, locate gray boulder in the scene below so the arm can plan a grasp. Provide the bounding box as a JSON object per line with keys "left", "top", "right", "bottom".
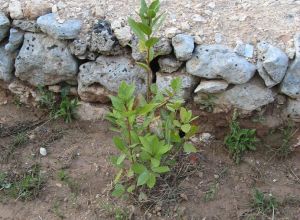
{"left": 69, "top": 39, "right": 87, "bottom": 57}
{"left": 132, "top": 37, "right": 172, "bottom": 61}
{"left": 234, "top": 41, "right": 254, "bottom": 58}
{"left": 78, "top": 55, "right": 147, "bottom": 103}
{"left": 90, "top": 20, "right": 122, "bottom": 55}
{"left": 284, "top": 98, "right": 300, "bottom": 122}
{"left": 5, "top": 28, "right": 24, "bottom": 52}
{"left": 280, "top": 33, "right": 300, "bottom": 98}
{"left": 156, "top": 71, "right": 198, "bottom": 99}
{"left": 37, "top": 13, "right": 82, "bottom": 40}
{"left": 158, "top": 56, "right": 183, "bottom": 73}
{"left": 257, "top": 42, "right": 289, "bottom": 87}
{"left": 194, "top": 80, "right": 228, "bottom": 93}
{"left": 186, "top": 45, "right": 256, "bottom": 84}
{"left": 12, "top": 20, "right": 41, "bottom": 33}
{"left": 0, "top": 44, "right": 15, "bottom": 82}
{"left": 172, "top": 34, "right": 194, "bottom": 61}
{"left": 0, "top": 13, "right": 10, "bottom": 42}
{"left": 15, "top": 33, "right": 78, "bottom": 86}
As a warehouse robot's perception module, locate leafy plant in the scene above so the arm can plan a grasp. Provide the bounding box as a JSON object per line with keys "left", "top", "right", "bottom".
{"left": 252, "top": 189, "right": 278, "bottom": 216}
{"left": 54, "top": 95, "right": 79, "bottom": 123}
{"left": 107, "top": 79, "right": 198, "bottom": 197}
{"left": 224, "top": 110, "right": 257, "bottom": 164}
{"left": 128, "top": 0, "right": 165, "bottom": 101}
{"left": 57, "top": 170, "right": 80, "bottom": 195}
{"left": 37, "top": 85, "right": 57, "bottom": 115}
{"left": 276, "top": 123, "right": 297, "bottom": 159}
{"left": 198, "top": 94, "right": 217, "bottom": 113}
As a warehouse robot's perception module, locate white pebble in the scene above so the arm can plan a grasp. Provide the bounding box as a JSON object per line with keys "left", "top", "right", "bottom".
{"left": 39, "top": 147, "right": 47, "bottom": 156}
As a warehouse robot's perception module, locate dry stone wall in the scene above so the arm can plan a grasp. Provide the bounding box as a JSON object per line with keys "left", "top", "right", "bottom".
{"left": 0, "top": 10, "right": 300, "bottom": 122}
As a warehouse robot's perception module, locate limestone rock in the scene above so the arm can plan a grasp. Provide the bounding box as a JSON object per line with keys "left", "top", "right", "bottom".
{"left": 78, "top": 55, "right": 147, "bottom": 103}
{"left": 75, "top": 101, "right": 109, "bottom": 121}
{"left": 156, "top": 71, "right": 198, "bottom": 99}
{"left": 186, "top": 45, "right": 256, "bottom": 84}
{"left": 111, "top": 18, "right": 132, "bottom": 47}
{"left": 234, "top": 41, "right": 254, "bottom": 58}
{"left": 5, "top": 28, "right": 24, "bottom": 52}
{"left": 0, "top": 43, "right": 15, "bottom": 82}
{"left": 158, "top": 56, "right": 183, "bottom": 73}
{"left": 69, "top": 39, "right": 87, "bottom": 57}
{"left": 280, "top": 33, "right": 300, "bottom": 98}
{"left": 8, "top": 80, "right": 37, "bottom": 104}
{"left": 37, "top": 13, "right": 82, "bottom": 40}
{"left": 172, "top": 34, "right": 194, "bottom": 61}
{"left": 132, "top": 37, "right": 172, "bottom": 61}
{"left": 8, "top": 0, "right": 23, "bottom": 19}
{"left": 23, "top": 0, "right": 52, "bottom": 19}
{"left": 285, "top": 98, "right": 300, "bottom": 122}
{"left": 194, "top": 80, "right": 228, "bottom": 93}
{"left": 12, "top": 20, "right": 41, "bottom": 32}
{"left": 0, "top": 13, "right": 10, "bottom": 42}
{"left": 90, "top": 20, "right": 122, "bottom": 55}
{"left": 257, "top": 42, "right": 289, "bottom": 87}
{"left": 15, "top": 33, "right": 78, "bottom": 86}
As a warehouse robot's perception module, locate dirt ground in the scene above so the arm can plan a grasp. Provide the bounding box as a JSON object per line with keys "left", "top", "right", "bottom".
{"left": 0, "top": 86, "right": 300, "bottom": 220}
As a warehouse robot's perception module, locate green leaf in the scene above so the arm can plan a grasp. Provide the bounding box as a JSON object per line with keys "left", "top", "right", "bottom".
{"left": 113, "top": 137, "right": 127, "bottom": 152}
{"left": 127, "top": 185, "right": 135, "bottom": 193}
{"left": 181, "top": 124, "right": 191, "bottom": 133}
{"left": 183, "top": 143, "right": 197, "bottom": 153}
{"left": 170, "top": 77, "right": 182, "bottom": 93}
{"left": 137, "top": 62, "right": 151, "bottom": 71}
{"left": 153, "top": 13, "right": 166, "bottom": 33}
{"left": 173, "top": 120, "right": 181, "bottom": 127}
{"left": 152, "top": 166, "right": 170, "bottom": 173}
{"left": 118, "top": 81, "right": 135, "bottom": 101}
{"left": 132, "top": 163, "right": 146, "bottom": 174}
{"left": 151, "top": 158, "right": 160, "bottom": 168}
{"left": 128, "top": 18, "right": 145, "bottom": 41}
{"left": 147, "top": 172, "right": 156, "bottom": 188}
{"left": 110, "top": 96, "right": 125, "bottom": 111}
{"left": 137, "top": 103, "right": 157, "bottom": 115}
{"left": 157, "top": 144, "right": 172, "bottom": 155}
{"left": 185, "top": 125, "right": 199, "bottom": 139}
{"left": 149, "top": 47, "right": 154, "bottom": 62}
{"left": 112, "top": 183, "right": 125, "bottom": 197}
{"left": 137, "top": 22, "right": 152, "bottom": 35}
{"left": 147, "top": 9, "right": 156, "bottom": 18}
{"left": 139, "top": 0, "right": 148, "bottom": 15}
{"left": 114, "top": 169, "right": 123, "bottom": 184}
{"left": 127, "top": 168, "right": 134, "bottom": 177}
{"left": 137, "top": 170, "right": 150, "bottom": 186}
{"left": 117, "top": 154, "right": 126, "bottom": 165}
{"left": 145, "top": 37, "right": 159, "bottom": 48}
{"left": 149, "top": 0, "right": 160, "bottom": 12}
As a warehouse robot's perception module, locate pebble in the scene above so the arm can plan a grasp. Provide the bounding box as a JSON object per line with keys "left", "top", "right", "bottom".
{"left": 40, "top": 147, "right": 47, "bottom": 156}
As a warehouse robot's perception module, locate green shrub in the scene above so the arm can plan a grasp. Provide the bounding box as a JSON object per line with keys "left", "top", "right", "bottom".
{"left": 224, "top": 110, "right": 257, "bottom": 164}
{"left": 252, "top": 189, "right": 278, "bottom": 215}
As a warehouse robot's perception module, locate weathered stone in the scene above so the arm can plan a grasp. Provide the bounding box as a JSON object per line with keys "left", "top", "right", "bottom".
{"left": 48, "top": 85, "right": 78, "bottom": 96}
{"left": 5, "top": 28, "right": 24, "bottom": 52}
{"left": 156, "top": 71, "right": 198, "bottom": 99}
{"left": 75, "top": 101, "right": 109, "bottom": 121}
{"left": 234, "top": 41, "right": 254, "bottom": 58}
{"left": 77, "top": 51, "right": 97, "bottom": 61}
{"left": 69, "top": 39, "right": 87, "bottom": 57}
{"left": 15, "top": 33, "right": 78, "bottom": 86}
{"left": 186, "top": 45, "right": 256, "bottom": 84}
{"left": 8, "top": 80, "right": 37, "bottom": 104}
{"left": 132, "top": 37, "right": 172, "bottom": 61}
{"left": 78, "top": 55, "right": 147, "bottom": 103}
{"left": 111, "top": 18, "right": 132, "bottom": 47}
{"left": 90, "top": 20, "right": 122, "bottom": 55}
{"left": 194, "top": 80, "right": 228, "bottom": 93}
{"left": 280, "top": 33, "right": 300, "bottom": 98}
{"left": 0, "top": 44, "right": 15, "bottom": 82}
{"left": 8, "top": 0, "right": 23, "bottom": 19}
{"left": 257, "top": 42, "right": 289, "bottom": 87}
{"left": 194, "top": 78, "right": 275, "bottom": 112}
{"left": 37, "top": 13, "right": 82, "bottom": 40}
{"left": 0, "top": 13, "right": 10, "bottom": 42}
{"left": 172, "top": 34, "right": 194, "bottom": 61}
{"left": 284, "top": 98, "right": 300, "bottom": 122}
{"left": 12, "top": 20, "right": 41, "bottom": 33}
{"left": 158, "top": 56, "right": 183, "bottom": 73}
{"left": 23, "top": 0, "right": 52, "bottom": 19}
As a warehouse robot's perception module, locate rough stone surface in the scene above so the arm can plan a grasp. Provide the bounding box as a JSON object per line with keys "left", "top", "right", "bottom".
{"left": 90, "top": 20, "right": 122, "bottom": 55}
{"left": 15, "top": 33, "right": 78, "bottom": 86}
{"left": 156, "top": 71, "right": 198, "bottom": 100}
{"left": 285, "top": 98, "right": 300, "bottom": 122}
{"left": 23, "top": 0, "right": 52, "bottom": 19}
{"left": 158, "top": 56, "right": 183, "bottom": 73}
{"left": 111, "top": 18, "right": 132, "bottom": 47}
{"left": 8, "top": 0, "right": 24, "bottom": 19}
{"left": 280, "top": 33, "right": 300, "bottom": 99}
{"left": 131, "top": 37, "right": 172, "bottom": 61}
{"left": 12, "top": 20, "right": 41, "bottom": 33}
{"left": 37, "top": 13, "right": 82, "bottom": 40}
{"left": 69, "top": 39, "right": 87, "bottom": 57}
{"left": 78, "top": 55, "right": 147, "bottom": 102}
{"left": 186, "top": 45, "right": 256, "bottom": 84}
{"left": 8, "top": 80, "right": 37, "bottom": 104}
{"left": 172, "top": 34, "right": 194, "bottom": 61}
{"left": 5, "top": 28, "right": 24, "bottom": 52}
{"left": 234, "top": 41, "right": 254, "bottom": 58}
{"left": 194, "top": 80, "right": 228, "bottom": 94}
{"left": 75, "top": 101, "right": 109, "bottom": 121}
{"left": 0, "top": 13, "right": 10, "bottom": 42}
{"left": 257, "top": 42, "right": 289, "bottom": 87}
{"left": 0, "top": 44, "right": 15, "bottom": 82}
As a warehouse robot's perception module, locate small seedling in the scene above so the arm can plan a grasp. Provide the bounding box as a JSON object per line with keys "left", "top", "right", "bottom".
{"left": 100, "top": 201, "right": 130, "bottom": 220}
{"left": 224, "top": 110, "right": 257, "bottom": 164}
{"left": 4, "top": 132, "right": 29, "bottom": 162}
{"left": 198, "top": 94, "right": 217, "bottom": 113}
{"left": 276, "top": 123, "right": 297, "bottom": 159}
{"left": 37, "top": 85, "right": 57, "bottom": 115}
{"left": 52, "top": 200, "right": 65, "bottom": 219}
{"left": 252, "top": 189, "right": 278, "bottom": 216}
{"left": 204, "top": 182, "right": 219, "bottom": 202}
{"left": 57, "top": 170, "right": 80, "bottom": 195}
{"left": 54, "top": 95, "right": 79, "bottom": 123}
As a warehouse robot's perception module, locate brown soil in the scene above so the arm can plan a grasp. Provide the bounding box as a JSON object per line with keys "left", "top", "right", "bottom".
{"left": 0, "top": 87, "right": 299, "bottom": 220}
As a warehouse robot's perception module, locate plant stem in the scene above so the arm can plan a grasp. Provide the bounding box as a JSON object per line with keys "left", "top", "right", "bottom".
{"left": 146, "top": 45, "right": 152, "bottom": 102}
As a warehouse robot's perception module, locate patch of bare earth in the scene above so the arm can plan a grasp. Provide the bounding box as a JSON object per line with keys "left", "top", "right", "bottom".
{"left": 0, "top": 87, "right": 299, "bottom": 219}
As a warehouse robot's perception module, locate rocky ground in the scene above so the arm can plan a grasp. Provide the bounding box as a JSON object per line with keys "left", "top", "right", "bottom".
{"left": 1, "top": 0, "right": 300, "bottom": 53}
